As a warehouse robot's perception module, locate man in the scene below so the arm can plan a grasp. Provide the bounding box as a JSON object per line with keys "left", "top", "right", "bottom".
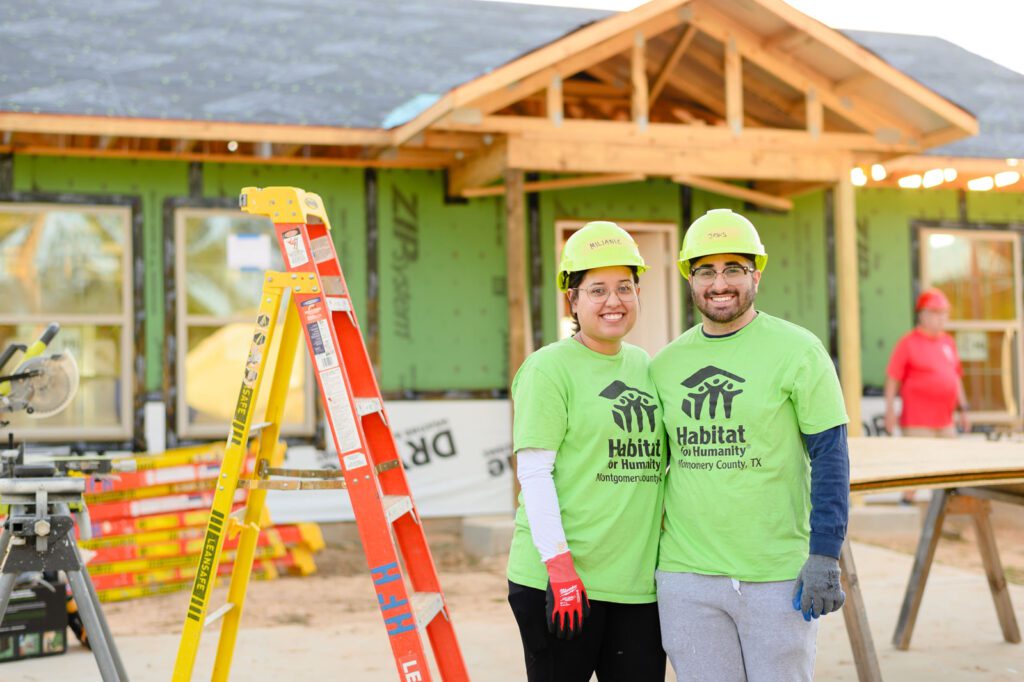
{"left": 651, "top": 209, "right": 850, "bottom": 682}
{"left": 884, "top": 287, "right": 969, "bottom": 503}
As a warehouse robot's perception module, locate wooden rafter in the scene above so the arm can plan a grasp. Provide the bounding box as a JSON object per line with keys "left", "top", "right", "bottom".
{"left": 394, "top": 0, "right": 692, "bottom": 143}
{"left": 674, "top": 174, "right": 793, "bottom": 210}
{"left": 547, "top": 74, "right": 563, "bottom": 126}
{"left": 650, "top": 24, "right": 698, "bottom": 106}
{"left": 806, "top": 87, "right": 823, "bottom": 138}
{"left": 689, "top": 3, "right": 921, "bottom": 139}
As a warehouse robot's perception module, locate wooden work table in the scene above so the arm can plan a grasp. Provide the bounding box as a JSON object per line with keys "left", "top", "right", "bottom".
{"left": 838, "top": 437, "right": 1024, "bottom": 682}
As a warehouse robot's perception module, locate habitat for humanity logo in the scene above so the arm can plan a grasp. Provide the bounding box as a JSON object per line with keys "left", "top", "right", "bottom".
{"left": 599, "top": 380, "right": 657, "bottom": 432}
{"left": 680, "top": 366, "right": 745, "bottom": 419}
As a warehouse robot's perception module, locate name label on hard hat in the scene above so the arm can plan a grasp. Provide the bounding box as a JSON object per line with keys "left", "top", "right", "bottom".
{"left": 589, "top": 238, "right": 623, "bottom": 249}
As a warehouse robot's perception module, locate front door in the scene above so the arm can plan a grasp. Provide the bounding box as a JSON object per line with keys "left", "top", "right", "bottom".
{"left": 919, "top": 227, "right": 1023, "bottom": 428}
{"left": 555, "top": 221, "right": 681, "bottom": 357}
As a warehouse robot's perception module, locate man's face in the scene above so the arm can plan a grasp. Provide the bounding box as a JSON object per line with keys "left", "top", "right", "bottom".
{"left": 689, "top": 253, "right": 761, "bottom": 325}
{"left": 918, "top": 307, "right": 949, "bottom": 334}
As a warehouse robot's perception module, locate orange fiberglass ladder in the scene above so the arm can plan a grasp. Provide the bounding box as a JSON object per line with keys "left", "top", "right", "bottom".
{"left": 172, "top": 186, "right": 469, "bottom": 681}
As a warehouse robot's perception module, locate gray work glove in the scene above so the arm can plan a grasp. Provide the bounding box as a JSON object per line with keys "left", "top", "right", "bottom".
{"left": 791, "top": 554, "right": 845, "bottom": 621}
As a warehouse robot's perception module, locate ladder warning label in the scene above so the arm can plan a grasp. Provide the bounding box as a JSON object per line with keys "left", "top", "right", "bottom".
{"left": 321, "top": 367, "right": 361, "bottom": 453}
{"left": 343, "top": 451, "right": 367, "bottom": 470}
{"left": 306, "top": 319, "right": 339, "bottom": 370}
{"left": 310, "top": 235, "right": 334, "bottom": 263}
{"left": 282, "top": 228, "right": 310, "bottom": 267}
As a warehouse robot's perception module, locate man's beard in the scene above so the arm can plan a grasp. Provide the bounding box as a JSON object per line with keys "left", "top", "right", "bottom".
{"left": 691, "top": 285, "right": 756, "bottom": 324}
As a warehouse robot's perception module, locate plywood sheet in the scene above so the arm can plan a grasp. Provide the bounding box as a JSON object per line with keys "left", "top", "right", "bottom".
{"left": 849, "top": 437, "right": 1024, "bottom": 492}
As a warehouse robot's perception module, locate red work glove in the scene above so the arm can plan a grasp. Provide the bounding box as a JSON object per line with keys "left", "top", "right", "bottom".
{"left": 544, "top": 551, "right": 590, "bottom": 639}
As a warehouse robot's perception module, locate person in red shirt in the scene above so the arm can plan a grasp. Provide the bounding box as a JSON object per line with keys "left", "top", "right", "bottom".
{"left": 884, "top": 288, "right": 970, "bottom": 502}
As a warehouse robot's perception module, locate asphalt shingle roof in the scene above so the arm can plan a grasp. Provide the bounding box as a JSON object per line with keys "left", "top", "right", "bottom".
{"left": 844, "top": 30, "right": 1024, "bottom": 158}
{"left": 1, "top": 2, "right": 1020, "bottom": 158}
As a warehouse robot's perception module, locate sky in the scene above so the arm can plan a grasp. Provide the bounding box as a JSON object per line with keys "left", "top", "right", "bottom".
{"left": 484, "top": 0, "right": 1024, "bottom": 76}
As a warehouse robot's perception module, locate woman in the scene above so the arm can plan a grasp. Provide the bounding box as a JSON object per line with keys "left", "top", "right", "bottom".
{"left": 506, "top": 220, "right": 667, "bottom": 682}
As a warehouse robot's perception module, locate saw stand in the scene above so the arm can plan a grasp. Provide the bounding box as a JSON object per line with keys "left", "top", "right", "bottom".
{"left": 0, "top": 446, "right": 128, "bottom": 681}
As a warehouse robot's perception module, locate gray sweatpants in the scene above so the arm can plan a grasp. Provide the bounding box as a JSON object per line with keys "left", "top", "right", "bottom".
{"left": 656, "top": 570, "right": 818, "bottom": 682}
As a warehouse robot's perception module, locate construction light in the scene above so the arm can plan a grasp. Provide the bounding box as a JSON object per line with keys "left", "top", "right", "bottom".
{"left": 850, "top": 167, "right": 868, "bottom": 186}
{"left": 897, "top": 174, "right": 923, "bottom": 189}
{"left": 929, "top": 233, "right": 956, "bottom": 249}
{"left": 1007, "top": 158, "right": 1020, "bottom": 167}
{"left": 870, "top": 164, "right": 887, "bottom": 181}
{"left": 943, "top": 168, "right": 958, "bottom": 182}
{"left": 994, "top": 171, "right": 1021, "bottom": 187}
{"left": 922, "top": 169, "right": 945, "bottom": 188}
{"left": 227, "top": 140, "right": 239, "bottom": 152}
{"left": 967, "top": 176, "right": 995, "bottom": 191}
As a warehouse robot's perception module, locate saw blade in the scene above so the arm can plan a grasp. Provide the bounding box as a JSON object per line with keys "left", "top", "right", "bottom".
{"left": 6, "top": 353, "right": 80, "bottom": 418}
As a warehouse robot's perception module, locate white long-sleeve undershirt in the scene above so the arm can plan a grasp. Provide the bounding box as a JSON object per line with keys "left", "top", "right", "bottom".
{"left": 516, "top": 448, "right": 569, "bottom": 562}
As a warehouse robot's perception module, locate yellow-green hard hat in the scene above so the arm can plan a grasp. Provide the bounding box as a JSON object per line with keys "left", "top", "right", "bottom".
{"left": 678, "top": 209, "right": 767, "bottom": 279}
{"left": 557, "top": 221, "right": 648, "bottom": 292}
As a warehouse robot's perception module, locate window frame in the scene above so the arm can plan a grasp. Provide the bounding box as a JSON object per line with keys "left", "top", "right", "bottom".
{"left": 0, "top": 199, "right": 136, "bottom": 442}
{"left": 173, "top": 206, "right": 316, "bottom": 440}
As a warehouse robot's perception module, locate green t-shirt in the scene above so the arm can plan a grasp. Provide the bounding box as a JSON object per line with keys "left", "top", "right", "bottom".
{"left": 507, "top": 338, "right": 667, "bottom": 603}
{"left": 651, "top": 313, "right": 848, "bottom": 582}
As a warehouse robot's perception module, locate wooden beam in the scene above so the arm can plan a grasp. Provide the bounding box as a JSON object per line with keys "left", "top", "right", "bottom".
{"left": 437, "top": 116, "right": 921, "bottom": 154}
{"left": 505, "top": 167, "right": 531, "bottom": 383}
{"left": 462, "top": 172, "right": 645, "bottom": 198}
{"left": 11, "top": 145, "right": 452, "bottom": 168}
{"left": 834, "top": 164, "right": 863, "bottom": 435}
{"left": 447, "top": 137, "right": 507, "bottom": 196}
{"left": 547, "top": 74, "right": 563, "bottom": 127}
{"left": 650, "top": 24, "right": 697, "bottom": 106}
{"left": 753, "top": 0, "right": 978, "bottom": 136}
{"left": 806, "top": 87, "right": 823, "bottom": 139}
{"left": 673, "top": 174, "right": 793, "bottom": 211}
{"left": 724, "top": 35, "right": 743, "bottom": 136}
{"left": 507, "top": 133, "right": 844, "bottom": 181}
{"left": 392, "top": 0, "right": 692, "bottom": 144}
{"left": 689, "top": 3, "right": 922, "bottom": 140}
{"left": 0, "top": 112, "right": 392, "bottom": 147}
{"left": 631, "top": 31, "right": 649, "bottom": 130}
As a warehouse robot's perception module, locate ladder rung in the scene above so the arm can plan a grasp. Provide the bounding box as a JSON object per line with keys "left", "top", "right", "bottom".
{"left": 238, "top": 479, "right": 347, "bottom": 491}
{"left": 354, "top": 397, "right": 382, "bottom": 417}
{"left": 326, "top": 297, "right": 352, "bottom": 312}
{"left": 411, "top": 591, "right": 445, "bottom": 627}
{"left": 383, "top": 494, "right": 413, "bottom": 523}
{"left": 205, "top": 602, "right": 235, "bottom": 628}
{"left": 263, "top": 467, "right": 345, "bottom": 479}
{"left": 249, "top": 421, "right": 273, "bottom": 433}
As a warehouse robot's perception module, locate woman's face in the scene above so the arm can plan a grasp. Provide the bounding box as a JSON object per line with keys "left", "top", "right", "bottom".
{"left": 570, "top": 265, "right": 639, "bottom": 344}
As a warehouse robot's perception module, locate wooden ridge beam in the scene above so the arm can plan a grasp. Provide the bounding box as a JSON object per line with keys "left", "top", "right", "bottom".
{"left": 461, "top": 172, "right": 645, "bottom": 198}
{"left": 447, "top": 137, "right": 507, "bottom": 197}
{"left": 673, "top": 174, "right": 793, "bottom": 210}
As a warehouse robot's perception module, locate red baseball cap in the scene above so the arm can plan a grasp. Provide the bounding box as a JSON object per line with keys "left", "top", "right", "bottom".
{"left": 916, "top": 288, "right": 951, "bottom": 312}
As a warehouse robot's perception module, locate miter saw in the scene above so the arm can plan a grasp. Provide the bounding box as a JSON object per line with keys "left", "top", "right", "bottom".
{"left": 0, "top": 323, "right": 79, "bottom": 423}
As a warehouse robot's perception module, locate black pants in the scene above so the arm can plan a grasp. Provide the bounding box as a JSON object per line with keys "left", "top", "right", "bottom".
{"left": 508, "top": 580, "right": 666, "bottom": 682}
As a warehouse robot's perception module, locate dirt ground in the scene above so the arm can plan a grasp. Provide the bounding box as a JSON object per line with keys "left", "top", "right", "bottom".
{"left": 850, "top": 498, "right": 1024, "bottom": 585}
{"left": 99, "top": 502, "right": 1024, "bottom": 638}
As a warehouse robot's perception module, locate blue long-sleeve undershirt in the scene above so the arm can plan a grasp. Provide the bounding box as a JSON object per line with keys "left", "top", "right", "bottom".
{"left": 802, "top": 425, "right": 850, "bottom": 559}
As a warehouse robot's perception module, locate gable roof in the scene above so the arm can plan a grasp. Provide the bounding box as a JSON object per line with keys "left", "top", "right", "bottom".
{"left": 0, "top": 0, "right": 1005, "bottom": 158}
{"left": 845, "top": 30, "right": 1024, "bottom": 158}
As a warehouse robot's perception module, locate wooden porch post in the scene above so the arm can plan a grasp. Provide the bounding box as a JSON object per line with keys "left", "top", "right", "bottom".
{"left": 506, "top": 167, "right": 531, "bottom": 502}
{"left": 835, "top": 167, "right": 863, "bottom": 435}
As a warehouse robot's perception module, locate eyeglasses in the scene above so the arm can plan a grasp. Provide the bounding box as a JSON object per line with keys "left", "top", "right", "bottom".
{"left": 570, "top": 282, "right": 637, "bottom": 303}
{"left": 690, "top": 265, "right": 755, "bottom": 286}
